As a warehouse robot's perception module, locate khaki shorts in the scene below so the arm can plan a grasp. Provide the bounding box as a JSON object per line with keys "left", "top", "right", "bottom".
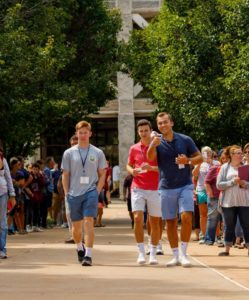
{"left": 131, "top": 188, "right": 162, "bottom": 217}
{"left": 52, "top": 193, "right": 62, "bottom": 212}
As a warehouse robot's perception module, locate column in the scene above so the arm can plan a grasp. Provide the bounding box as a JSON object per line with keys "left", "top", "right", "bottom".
{"left": 117, "top": 0, "right": 134, "bottom": 199}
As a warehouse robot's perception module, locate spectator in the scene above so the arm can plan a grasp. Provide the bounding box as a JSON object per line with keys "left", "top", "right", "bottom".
{"left": 41, "top": 157, "right": 55, "bottom": 228}
{"left": 110, "top": 164, "right": 120, "bottom": 197}
{"left": 123, "top": 174, "right": 134, "bottom": 228}
{"left": 217, "top": 145, "right": 249, "bottom": 256}
{"left": 0, "top": 148, "right": 16, "bottom": 258}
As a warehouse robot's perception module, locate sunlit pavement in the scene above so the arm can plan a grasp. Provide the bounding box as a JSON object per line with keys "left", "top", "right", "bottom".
{"left": 1, "top": 199, "right": 249, "bottom": 300}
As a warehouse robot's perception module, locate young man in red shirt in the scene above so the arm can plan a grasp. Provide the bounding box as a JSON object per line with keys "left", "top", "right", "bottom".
{"left": 127, "top": 119, "right": 161, "bottom": 265}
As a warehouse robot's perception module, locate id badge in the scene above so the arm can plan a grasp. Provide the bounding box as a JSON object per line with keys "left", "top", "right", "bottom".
{"left": 80, "top": 176, "right": 89, "bottom": 184}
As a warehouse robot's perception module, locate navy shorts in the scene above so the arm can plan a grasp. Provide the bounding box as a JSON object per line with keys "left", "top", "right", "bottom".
{"left": 66, "top": 189, "right": 98, "bottom": 221}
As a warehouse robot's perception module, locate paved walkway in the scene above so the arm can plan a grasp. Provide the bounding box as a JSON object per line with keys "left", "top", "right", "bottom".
{"left": 1, "top": 200, "right": 249, "bottom": 300}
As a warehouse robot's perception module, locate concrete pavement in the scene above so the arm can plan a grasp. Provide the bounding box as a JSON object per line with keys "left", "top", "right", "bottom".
{"left": 0, "top": 200, "right": 249, "bottom": 300}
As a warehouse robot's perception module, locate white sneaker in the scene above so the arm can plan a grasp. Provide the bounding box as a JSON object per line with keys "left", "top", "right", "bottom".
{"left": 137, "top": 253, "right": 146, "bottom": 265}
{"left": 180, "top": 255, "right": 192, "bottom": 268}
{"left": 149, "top": 255, "right": 158, "bottom": 265}
{"left": 26, "top": 225, "right": 33, "bottom": 233}
{"left": 156, "top": 243, "right": 164, "bottom": 255}
{"left": 166, "top": 256, "right": 180, "bottom": 267}
{"left": 33, "top": 226, "right": 43, "bottom": 232}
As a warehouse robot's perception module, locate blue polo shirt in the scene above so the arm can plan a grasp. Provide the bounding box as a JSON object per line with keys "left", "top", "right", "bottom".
{"left": 156, "top": 132, "right": 199, "bottom": 189}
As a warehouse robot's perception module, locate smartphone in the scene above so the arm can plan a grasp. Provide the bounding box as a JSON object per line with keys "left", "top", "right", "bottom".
{"left": 150, "top": 131, "right": 162, "bottom": 138}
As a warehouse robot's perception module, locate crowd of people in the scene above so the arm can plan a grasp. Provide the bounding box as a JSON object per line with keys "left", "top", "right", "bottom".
{"left": 0, "top": 112, "right": 248, "bottom": 267}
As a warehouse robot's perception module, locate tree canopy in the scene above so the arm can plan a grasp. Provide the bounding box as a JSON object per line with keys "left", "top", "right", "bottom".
{"left": 124, "top": 0, "right": 249, "bottom": 149}
{"left": 0, "top": 0, "right": 121, "bottom": 157}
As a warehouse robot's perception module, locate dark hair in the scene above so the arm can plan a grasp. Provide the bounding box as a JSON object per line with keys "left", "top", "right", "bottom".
{"left": 10, "top": 157, "right": 19, "bottom": 168}
{"left": 36, "top": 159, "right": 44, "bottom": 166}
{"left": 0, "top": 147, "right": 3, "bottom": 159}
{"left": 156, "top": 112, "right": 173, "bottom": 122}
{"left": 17, "top": 155, "right": 24, "bottom": 162}
{"left": 46, "top": 156, "right": 54, "bottom": 165}
{"left": 15, "top": 171, "right": 25, "bottom": 181}
{"left": 32, "top": 163, "right": 40, "bottom": 169}
{"left": 137, "top": 119, "right": 152, "bottom": 129}
{"left": 69, "top": 134, "right": 78, "bottom": 143}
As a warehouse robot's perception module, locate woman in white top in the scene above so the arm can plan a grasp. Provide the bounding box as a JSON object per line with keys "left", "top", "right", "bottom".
{"left": 217, "top": 145, "right": 249, "bottom": 256}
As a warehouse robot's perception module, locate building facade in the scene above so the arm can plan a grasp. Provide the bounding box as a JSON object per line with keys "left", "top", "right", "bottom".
{"left": 95, "top": 0, "right": 162, "bottom": 197}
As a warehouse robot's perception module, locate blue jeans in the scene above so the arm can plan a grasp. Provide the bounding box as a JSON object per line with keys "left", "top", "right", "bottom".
{"left": 0, "top": 193, "right": 8, "bottom": 254}
{"left": 205, "top": 197, "right": 220, "bottom": 243}
{"left": 235, "top": 217, "right": 244, "bottom": 238}
{"left": 222, "top": 206, "right": 249, "bottom": 248}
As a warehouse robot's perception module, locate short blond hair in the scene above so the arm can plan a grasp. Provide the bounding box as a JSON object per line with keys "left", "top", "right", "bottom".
{"left": 75, "top": 121, "right": 91, "bottom": 131}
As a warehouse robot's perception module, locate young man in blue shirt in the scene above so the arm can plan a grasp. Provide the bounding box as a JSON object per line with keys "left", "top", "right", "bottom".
{"left": 147, "top": 112, "right": 202, "bottom": 267}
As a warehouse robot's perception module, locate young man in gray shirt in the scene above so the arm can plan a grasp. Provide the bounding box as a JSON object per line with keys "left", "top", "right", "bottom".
{"left": 62, "top": 121, "right": 107, "bottom": 266}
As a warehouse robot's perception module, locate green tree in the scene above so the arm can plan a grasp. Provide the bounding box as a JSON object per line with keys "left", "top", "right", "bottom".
{"left": 125, "top": 0, "right": 249, "bottom": 148}
{"left": 0, "top": 0, "right": 121, "bottom": 157}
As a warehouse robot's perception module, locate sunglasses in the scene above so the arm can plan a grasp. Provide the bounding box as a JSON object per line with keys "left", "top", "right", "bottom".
{"left": 232, "top": 152, "right": 243, "bottom": 155}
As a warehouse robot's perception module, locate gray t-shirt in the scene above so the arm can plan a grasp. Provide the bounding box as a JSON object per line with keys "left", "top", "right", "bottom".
{"left": 61, "top": 144, "right": 107, "bottom": 197}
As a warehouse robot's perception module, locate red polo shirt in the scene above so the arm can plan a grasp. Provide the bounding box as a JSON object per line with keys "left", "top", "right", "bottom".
{"left": 128, "top": 141, "right": 159, "bottom": 190}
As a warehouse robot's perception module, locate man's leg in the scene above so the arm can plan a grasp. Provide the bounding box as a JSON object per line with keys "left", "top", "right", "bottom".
{"left": 83, "top": 217, "right": 94, "bottom": 247}
{"left": 133, "top": 210, "right": 146, "bottom": 264}
{"left": 147, "top": 190, "right": 162, "bottom": 262}
{"left": 72, "top": 220, "right": 85, "bottom": 263}
{"left": 161, "top": 189, "right": 180, "bottom": 266}
{"left": 131, "top": 188, "right": 146, "bottom": 264}
{"left": 72, "top": 220, "right": 83, "bottom": 243}
{"left": 166, "top": 218, "right": 179, "bottom": 246}
{"left": 179, "top": 184, "right": 195, "bottom": 267}
{"left": 149, "top": 216, "right": 161, "bottom": 264}
{"left": 180, "top": 212, "right": 192, "bottom": 241}
{"left": 156, "top": 218, "right": 164, "bottom": 255}
{"left": 81, "top": 189, "right": 98, "bottom": 266}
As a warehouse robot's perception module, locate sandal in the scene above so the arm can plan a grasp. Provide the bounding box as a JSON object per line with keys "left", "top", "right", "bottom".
{"left": 234, "top": 243, "right": 244, "bottom": 249}
{"left": 218, "top": 251, "right": 229, "bottom": 256}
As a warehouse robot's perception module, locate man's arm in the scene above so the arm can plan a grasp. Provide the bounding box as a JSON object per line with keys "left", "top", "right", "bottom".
{"left": 23, "top": 173, "right": 33, "bottom": 189}
{"left": 97, "top": 168, "right": 106, "bottom": 194}
{"left": 126, "top": 163, "right": 141, "bottom": 177}
{"left": 147, "top": 137, "right": 160, "bottom": 161}
{"left": 176, "top": 151, "right": 203, "bottom": 166}
{"left": 62, "top": 170, "right": 70, "bottom": 197}
{"left": 205, "top": 183, "right": 214, "bottom": 198}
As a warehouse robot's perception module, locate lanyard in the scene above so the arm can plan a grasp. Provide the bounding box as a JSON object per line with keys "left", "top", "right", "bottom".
{"left": 78, "top": 146, "right": 90, "bottom": 173}
{"left": 140, "top": 143, "right": 147, "bottom": 162}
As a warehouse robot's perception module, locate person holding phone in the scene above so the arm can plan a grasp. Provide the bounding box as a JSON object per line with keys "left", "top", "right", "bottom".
{"left": 147, "top": 112, "right": 202, "bottom": 267}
